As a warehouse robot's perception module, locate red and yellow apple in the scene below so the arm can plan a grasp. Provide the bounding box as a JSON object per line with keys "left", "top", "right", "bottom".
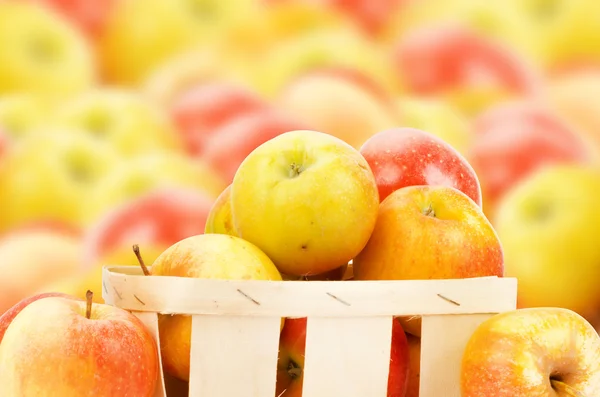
{"left": 461, "top": 307, "right": 600, "bottom": 396}
{"left": 231, "top": 130, "right": 380, "bottom": 276}
{"left": 0, "top": 293, "right": 160, "bottom": 396}
{"left": 204, "top": 184, "right": 238, "bottom": 237}
{"left": 360, "top": 127, "right": 482, "bottom": 205}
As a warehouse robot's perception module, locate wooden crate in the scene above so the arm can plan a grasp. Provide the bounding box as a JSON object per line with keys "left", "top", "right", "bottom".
{"left": 102, "top": 265, "right": 517, "bottom": 397}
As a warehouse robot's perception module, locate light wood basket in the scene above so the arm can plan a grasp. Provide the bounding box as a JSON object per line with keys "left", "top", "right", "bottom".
{"left": 102, "top": 265, "right": 517, "bottom": 397}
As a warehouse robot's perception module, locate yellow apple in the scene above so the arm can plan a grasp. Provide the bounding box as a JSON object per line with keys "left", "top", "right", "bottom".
{"left": 204, "top": 184, "right": 238, "bottom": 237}
{"left": 231, "top": 129, "right": 380, "bottom": 276}
{"left": 461, "top": 307, "right": 600, "bottom": 396}
{"left": 495, "top": 164, "right": 600, "bottom": 320}
{"left": 0, "top": 2, "right": 96, "bottom": 98}
{"left": 0, "top": 94, "right": 53, "bottom": 140}
{"left": 149, "top": 233, "right": 283, "bottom": 382}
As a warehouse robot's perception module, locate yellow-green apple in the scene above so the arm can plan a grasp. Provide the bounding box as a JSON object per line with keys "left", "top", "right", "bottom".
{"left": 276, "top": 316, "right": 410, "bottom": 397}
{"left": 83, "top": 151, "right": 226, "bottom": 224}
{"left": 0, "top": 129, "right": 120, "bottom": 233}
{"left": 149, "top": 233, "right": 283, "bottom": 381}
{"left": 392, "top": 23, "right": 541, "bottom": 117}
{"left": 395, "top": 96, "right": 472, "bottom": 156}
{"left": 169, "top": 81, "right": 269, "bottom": 156}
{"left": 359, "top": 127, "right": 482, "bottom": 205}
{"left": 461, "top": 307, "right": 600, "bottom": 397}
{"left": 0, "top": 2, "right": 96, "bottom": 99}
{"left": 405, "top": 334, "right": 421, "bottom": 397}
{"left": 277, "top": 67, "right": 400, "bottom": 149}
{"left": 202, "top": 109, "right": 312, "bottom": 184}
{"left": 52, "top": 88, "right": 185, "bottom": 157}
{"left": 204, "top": 184, "right": 238, "bottom": 237}
{"left": 0, "top": 94, "right": 53, "bottom": 140}
{"left": 468, "top": 100, "right": 593, "bottom": 221}
{"left": 494, "top": 164, "right": 600, "bottom": 320}
{"left": 0, "top": 227, "right": 84, "bottom": 315}
{"left": 0, "top": 292, "right": 160, "bottom": 396}
{"left": 98, "top": 0, "right": 260, "bottom": 85}
{"left": 231, "top": 129, "right": 380, "bottom": 276}
{"left": 353, "top": 185, "right": 504, "bottom": 336}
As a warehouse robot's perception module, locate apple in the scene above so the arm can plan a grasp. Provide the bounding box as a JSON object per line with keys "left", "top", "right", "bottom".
{"left": 395, "top": 96, "right": 472, "bottom": 156}
{"left": 204, "top": 184, "right": 238, "bottom": 237}
{"left": 169, "top": 81, "right": 269, "bottom": 156}
{"left": 0, "top": 129, "right": 120, "bottom": 233}
{"left": 461, "top": 307, "right": 600, "bottom": 396}
{"left": 281, "top": 262, "right": 349, "bottom": 281}
{"left": 405, "top": 334, "right": 421, "bottom": 397}
{"left": 276, "top": 316, "right": 410, "bottom": 397}
{"left": 52, "top": 87, "right": 185, "bottom": 157}
{"left": 353, "top": 185, "right": 504, "bottom": 336}
{"left": 36, "top": 265, "right": 105, "bottom": 304}
{"left": 83, "top": 151, "right": 226, "bottom": 225}
{"left": 392, "top": 23, "right": 541, "bottom": 116}
{"left": 277, "top": 68, "right": 400, "bottom": 149}
{"left": 0, "top": 128, "right": 8, "bottom": 159}
{"left": 231, "top": 129, "right": 380, "bottom": 276}
{"left": 0, "top": 227, "right": 84, "bottom": 316}
{"left": 359, "top": 127, "right": 482, "bottom": 205}
{"left": 494, "top": 164, "right": 600, "bottom": 320}
{"left": 468, "top": 100, "right": 593, "bottom": 220}
{"left": 324, "top": 0, "right": 405, "bottom": 35}
{"left": 202, "top": 109, "right": 312, "bottom": 184}
{"left": 148, "top": 233, "right": 283, "bottom": 381}
{"left": 0, "top": 292, "right": 160, "bottom": 396}
{"left": 0, "top": 2, "right": 96, "bottom": 99}
{"left": 0, "top": 94, "right": 53, "bottom": 140}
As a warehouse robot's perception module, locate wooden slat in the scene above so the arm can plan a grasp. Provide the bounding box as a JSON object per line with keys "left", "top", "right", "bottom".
{"left": 131, "top": 311, "right": 167, "bottom": 397}
{"left": 188, "top": 315, "right": 280, "bottom": 397}
{"left": 419, "top": 314, "right": 495, "bottom": 397}
{"left": 302, "top": 316, "right": 393, "bottom": 397}
{"left": 102, "top": 266, "right": 517, "bottom": 317}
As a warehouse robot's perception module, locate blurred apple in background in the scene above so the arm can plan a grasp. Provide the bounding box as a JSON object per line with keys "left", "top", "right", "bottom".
{"left": 393, "top": 23, "right": 541, "bottom": 117}
{"left": 0, "top": 227, "right": 84, "bottom": 315}
{"left": 395, "top": 96, "right": 472, "bottom": 156}
{"left": 170, "top": 81, "right": 269, "bottom": 156}
{"left": 0, "top": 129, "right": 8, "bottom": 160}
{"left": 0, "top": 94, "right": 53, "bottom": 141}
{"left": 202, "top": 109, "right": 312, "bottom": 184}
{"left": 0, "top": 2, "right": 96, "bottom": 98}
{"left": 495, "top": 164, "right": 600, "bottom": 321}
{"left": 360, "top": 127, "right": 481, "bottom": 205}
{"left": 468, "top": 100, "right": 593, "bottom": 221}
{"left": 278, "top": 67, "right": 399, "bottom": 149}
{"left": 0, "top": 130, "right": 120, "bottom": 233}
{"left": 52, "top": 88, "right": 185, "bottom": 157}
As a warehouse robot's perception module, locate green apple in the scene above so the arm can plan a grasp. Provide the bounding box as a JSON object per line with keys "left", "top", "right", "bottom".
{"left": 52, "top": 88, "right": 185, "bottom": 157}
{"left": 495, "top": 164, "right": 600, "bottom": 320}
{"left": 0, "top": 94, "right": 53, "bottom": 141}
{"left": 0, "top": 129, "right": 120, "bottom": 233}
{"left": 0, "top": 2, "right": 96, "bottom": 99}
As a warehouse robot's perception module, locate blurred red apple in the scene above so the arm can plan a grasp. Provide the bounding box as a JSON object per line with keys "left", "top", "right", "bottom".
{"left": 170, "top": 81, "right": 269, "bottom": 156}
{"left": 276, "top": 317, "right": 410, "bottom": 397}
{"left": 360, "top": 127, "right": 482, "bottom": 205}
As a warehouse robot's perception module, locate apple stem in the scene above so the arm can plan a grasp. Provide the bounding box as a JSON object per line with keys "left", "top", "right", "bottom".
{"left": 551, "top": 379, "right": 587, "bottom": 397}
{"left": 289, "top": 163, "right": 303, "bottom": 178}
{"left": 85, "top": 290, "right": 93, "bottom": 319}
{"left": 133, "top": 244, "right": 151, "bottom": 276}
{"left": 423, "top": 204, "right": 435, "bottom": 217}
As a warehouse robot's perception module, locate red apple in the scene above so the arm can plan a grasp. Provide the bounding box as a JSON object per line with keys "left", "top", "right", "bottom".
{"left": 360, "top": 127, "right": 482, "bottom": 205}
{"left": 169, "top": 81, "right": 269, "bottom": 156}
{"left": 276, "top": 317, "right": 410, "bottom": 396}
{"left": 201, "top": 109, "right": 312, "bottom": 183}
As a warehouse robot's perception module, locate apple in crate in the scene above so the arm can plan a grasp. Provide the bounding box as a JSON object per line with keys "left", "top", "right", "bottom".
{"left": 148, "top": 233, "right": 284, "bottom": 382}
{"left": 231, "top": 129, "right": 380, "bottom": 277}
{"left": 360, "top": 127, "right": 482, "bottom": 205}
{"left": 204, "top": 184, "right": 238, "bottom": 237}
{"left": 276, "top": 317, "right": 410, "bottom": 396}
{"left": 353, "top": 185, "right": 504, "bottom": 336}
{"left": 461, "top": 307, "right": 600, "bottom": 396}
{"left": 0, "top": 292, "right": 159, "bottom": 396}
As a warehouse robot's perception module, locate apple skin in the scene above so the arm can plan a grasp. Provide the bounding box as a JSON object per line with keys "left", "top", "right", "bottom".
{"left": 276, "top": 317, "right": 410, "bottom": 397}
{"left": 359, "top": 127, "right": 482, "bottom": 205}
{"left": 231, "top": 130, "right": 380, "bottom": 277}
{"left": 170, "top": 81, "right": 269, "bottom": 156}
{"left": 204, "top": 184, "right": 238, "bottom": 237}
{"left": 0, "top": 296, "right": 160, "bottom": 396}
{"left": 0, "top": 94, "right": 52, "bottom": 141}
{"left": 151, "top": 234, "right": 283, "bottom": 382}
{"left": 494, "top": 164, "right": 600, "bottom": 320}
{"left": 461, "top": 307, "right": 600, "bottom": 397}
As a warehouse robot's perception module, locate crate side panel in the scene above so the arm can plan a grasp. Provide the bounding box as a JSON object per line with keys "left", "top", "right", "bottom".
{"left": 302, "top": 316, "right": 393, "bottom": 397}
{"left": 188, "top": 315, "right": 281, "bottom": 397}
{"left": 419, "top": 314, "right": 494, "bottom": 397}
{"left": 131, "top": 311, "right": 166, "bottom": 397}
